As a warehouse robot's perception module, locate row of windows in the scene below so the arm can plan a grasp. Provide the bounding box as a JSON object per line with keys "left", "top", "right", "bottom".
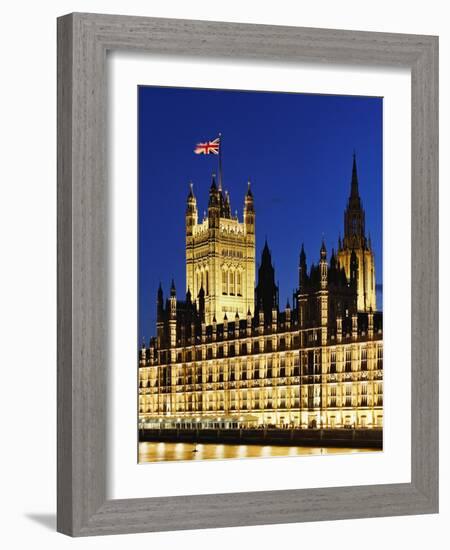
{"left": 221, "top": 249, "right": 244, "bottom": 258}
{"left": 168, "top": 338, "right": 382, "bottom": 362}
{"left": 193, "top": 268, "right": 245, "bottom": 296}
{"left": 140, "top": 382, "right": 382, "bottom": 399}
{"left": 222, "top": 268, "right": 242, "bottom": 295}
{"left": 140, "top": 394, "right": 383, "bottom": 414}
{"left": 142, "top": 363, "right": 383, "bottom": 387}
{"left": 139, "top": 366, "right": 382, "bottom": 388}
{"left": 161, "top": 346, "right": 382, "bottom": 374}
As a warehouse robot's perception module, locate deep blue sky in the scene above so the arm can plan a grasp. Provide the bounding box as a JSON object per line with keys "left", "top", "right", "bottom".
{"left": 139, "top": 86, "right": 382, "bottom": 342}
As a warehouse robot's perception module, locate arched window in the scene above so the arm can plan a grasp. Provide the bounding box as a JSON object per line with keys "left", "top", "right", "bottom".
{"left": 236, "top": 270, "right": 242, "bottom": 296}
{"left": 222, "top": 269, "right": 228, "bottom": 295}
{"left": 205, "top": 270, "right": 209, "bottom": 295}
{"left": 230, "top": 270, "right": 235, "bottom": 295}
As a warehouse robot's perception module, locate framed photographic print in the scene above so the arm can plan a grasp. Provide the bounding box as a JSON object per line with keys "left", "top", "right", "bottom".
{"left": 57, "top": 13, "right": 438, "bottom": 536}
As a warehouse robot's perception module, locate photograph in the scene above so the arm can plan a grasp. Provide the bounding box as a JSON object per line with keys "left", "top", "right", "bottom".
{"left": 137, "top": 86, "right": 383, "bottom": 463}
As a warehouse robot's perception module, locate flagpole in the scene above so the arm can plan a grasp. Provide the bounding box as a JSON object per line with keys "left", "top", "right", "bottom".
{"left": 218, "top": 132, "right": 223, "bottom": 190}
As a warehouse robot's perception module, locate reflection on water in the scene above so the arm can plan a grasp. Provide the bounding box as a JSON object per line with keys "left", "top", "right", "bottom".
{"left": 139, "top": 441, "right": 379, "bottom": 463}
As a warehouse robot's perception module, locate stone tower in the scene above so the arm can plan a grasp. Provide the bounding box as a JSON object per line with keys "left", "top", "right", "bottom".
{"left": 337, "top": 154, "right": 377, "bottom": 312}
{"left": 185, "top": 176, "right": 255, "bottom": 325}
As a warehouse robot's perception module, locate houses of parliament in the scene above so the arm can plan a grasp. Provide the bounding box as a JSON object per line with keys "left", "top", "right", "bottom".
{"left": 139, "top": 156, "right": 383, "bottom": 432}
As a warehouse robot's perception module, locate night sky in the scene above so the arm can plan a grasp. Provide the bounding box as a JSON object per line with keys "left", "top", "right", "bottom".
{"left": 139, "top": 86, "right": 383, "bottom": 343}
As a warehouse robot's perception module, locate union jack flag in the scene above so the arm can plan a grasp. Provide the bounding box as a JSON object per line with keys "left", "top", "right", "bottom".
{"left": 194, "top": 136, "right": 220, "bottom": 155}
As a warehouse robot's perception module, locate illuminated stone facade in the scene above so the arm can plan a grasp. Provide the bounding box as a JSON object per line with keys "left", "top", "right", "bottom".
{"left": 139, "top": 157, "right": 383, "bottom": 430}
{"left": 186, "top": 177, "right": 255, "bottom": 325}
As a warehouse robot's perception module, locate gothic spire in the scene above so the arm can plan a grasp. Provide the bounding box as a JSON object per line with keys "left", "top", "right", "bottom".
{"left": 186, "top": 182, "right": 197, "bottom": 219}
{"left": 262, "top": 238, "right": 271, "bottom": 263}
{"left": 343, "top": 153, "right": 366, "bottom": 248}
{"left": 299, "top": 243, "right": 308, "bottom": 292}
{"left": 208, "top": 173, "right": 220, "bottom": 224}
{"left": 350, "top": 152, "right": 359, "bottom": 199}
{"left": 223, "top": 189, "right": 231, "bottom": 218}
{"left": 320, "top": 238, "right": 327, "bottom": 260}
{"left": 157, "top": 283, "right": 164, "bottom": 320}
{"left": 210, "top": 173, "right": 217, "bottom": 191}
{"left": 256, "top": 239, "right": 279, "bottom": 323}
{"left": 246, "top": 179, "right": 253, "bottom": 198}
{"left": 300, "top": 243, "right": 306, "bottom": 264}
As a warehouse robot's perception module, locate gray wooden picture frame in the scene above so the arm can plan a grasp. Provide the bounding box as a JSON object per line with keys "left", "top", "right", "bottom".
{"left": 57, "top": 12, "right": 439, "bottom": 537}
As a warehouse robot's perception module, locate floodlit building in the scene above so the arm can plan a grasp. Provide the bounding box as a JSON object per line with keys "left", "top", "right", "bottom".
{"left": 139, "top": 156, "right": 383, "bottom": 431}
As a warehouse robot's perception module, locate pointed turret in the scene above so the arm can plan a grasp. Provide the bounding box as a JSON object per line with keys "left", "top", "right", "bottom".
{"left": 167, "top": 280, "right": 177, "bottom": 349}
{"left": 246, "top": 179, "right": 253, "bottom": 198}
{"left": 223, "top": 190, "right": 231, "bottom": 218}
{"left": 319, "top": 240, "right": 328, "bottom": 290}
{"left": 210, "top": 173, "right": 217, "bottom": 192}
{"left": 186, "top": 182, "right": 198, "bottom": 236}
{"left": 198, "top": 285, "right": 205, "bottom": 322}
{"left": 255, "top": 239, "right": 279, "bottom": 323}
{"left": 350, "top": 152, "right": 360, "bottom": 200}
{"left": 244, "top": 179, "right": 255, "bottom": 235}
{"left": 156, "top": 283, "right": 165, "bottom": 347}
{"left": 208, "top": 173, "right": 220, "bottom": 228}
{"left": 330, "top": 248, "right": 336, "bottom": 268}
{"left": 186, "top": 182, "right": 196, "bottom": 211}
{"left": 320, "top": 238, "right": 327, "bottom": 260}
{"left": 261, "top": 239, "right": 270, "bottom": 263}
{"left": 299, "top": 243, "right": 308, "bottom": 291}
{"left": 157, "top": 282, "right": 164, "bottom": 321}
{"left": 169, "top": 279, "right": 177, "bottom": 321}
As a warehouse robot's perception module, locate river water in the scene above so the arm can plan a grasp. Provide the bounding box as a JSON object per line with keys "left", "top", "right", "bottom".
{"left": 139, "top": 441, "right": 379, "bottom": 463}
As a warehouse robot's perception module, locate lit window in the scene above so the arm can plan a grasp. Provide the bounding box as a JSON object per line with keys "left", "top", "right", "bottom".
{"left": 236, "top": 271, "right": 242, "bottom": 295}
{"left": 230, "top": 270, "right": 235, "bottom": 295}
{"left": 222, "top": 270, "right": 228, "bottom": 294}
